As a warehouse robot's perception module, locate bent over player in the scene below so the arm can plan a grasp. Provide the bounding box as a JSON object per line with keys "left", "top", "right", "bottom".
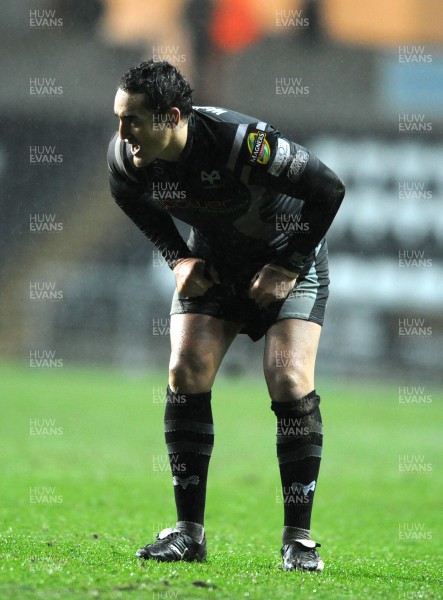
{"left": 108, "top": 60, "right": 345, "bottom": 572}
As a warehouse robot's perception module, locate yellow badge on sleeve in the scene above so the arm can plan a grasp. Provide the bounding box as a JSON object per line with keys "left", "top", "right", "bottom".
{"left": 247, "top": 131, "right": 271, "bottom": 165}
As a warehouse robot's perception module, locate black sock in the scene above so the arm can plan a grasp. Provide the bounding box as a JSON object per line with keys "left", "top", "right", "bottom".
{"left": 164, "top": 386, "right": 214, "bottom": 526}
{"left": 271, "top": 391, "right": 323, "bottom": 532}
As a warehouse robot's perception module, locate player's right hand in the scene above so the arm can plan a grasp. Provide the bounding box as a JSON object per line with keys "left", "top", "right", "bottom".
{"left": 172, "top": 258, "right": 220, "bottom": 298}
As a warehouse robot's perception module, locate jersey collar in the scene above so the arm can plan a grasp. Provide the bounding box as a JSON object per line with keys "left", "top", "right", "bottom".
{"left": 179, "top": 113, "right": 195, "bottom": 161}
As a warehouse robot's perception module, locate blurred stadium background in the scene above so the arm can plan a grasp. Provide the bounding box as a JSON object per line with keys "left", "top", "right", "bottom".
{"left": 1, "top": 0, "right": 442, "bottom": 382}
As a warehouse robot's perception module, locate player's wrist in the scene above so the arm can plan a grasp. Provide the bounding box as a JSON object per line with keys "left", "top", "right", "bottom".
{"left": 263, "top": 263, "right": 299, "bottom": 279}
{"left": 171, "top": 257, "right": 202, "bottom": 272}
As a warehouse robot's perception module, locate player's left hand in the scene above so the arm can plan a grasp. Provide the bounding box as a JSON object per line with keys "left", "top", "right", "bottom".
{"left": 248, "top": 264, "right": 298, "bottom": 309}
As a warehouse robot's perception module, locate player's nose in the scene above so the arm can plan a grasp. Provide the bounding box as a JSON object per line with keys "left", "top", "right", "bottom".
{"left": 119, "top": 120, "right": 129, "bottom": 142}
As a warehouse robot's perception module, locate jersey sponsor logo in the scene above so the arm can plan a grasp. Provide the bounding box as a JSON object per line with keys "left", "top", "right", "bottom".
{"left": 287, "top": 147, "right": 309, "bottom": 181}
{"left": 159, "top": 196, "right": 247, "bottom": 214}
{"left": 200, "top": 170, "right": 221, "bottom": 185}
{"left": 247, "top": 130, "right": 271, "bottom": 165}
{"left": 268, "top": 137, "right": 291, "bottom": 176}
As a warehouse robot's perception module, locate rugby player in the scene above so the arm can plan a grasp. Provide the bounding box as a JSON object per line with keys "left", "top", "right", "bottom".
{"left": 108, "top": 60, "right": 345, "bottom": 571}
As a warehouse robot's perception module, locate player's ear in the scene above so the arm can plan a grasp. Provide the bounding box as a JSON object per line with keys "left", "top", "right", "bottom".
{"left": 167, "top": 107, "right": 181, "bottom": 129}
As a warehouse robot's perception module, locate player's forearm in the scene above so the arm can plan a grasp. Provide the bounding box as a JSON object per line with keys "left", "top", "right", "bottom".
{"left": 113, "top": 194, "right": 192, "bottom": 268}
{"left": 297, "top": 157, "right": 345, "bottom": 241}
{"left": 263, "top": 263, "right": 299, "bottom": 279}
{"left": 274, "top": 159, "right": 345, "bottom": 270}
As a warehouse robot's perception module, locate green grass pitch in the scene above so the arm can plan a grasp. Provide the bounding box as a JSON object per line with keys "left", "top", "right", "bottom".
{"left": 0, "top": 363, "right": 441, "bottom": 599}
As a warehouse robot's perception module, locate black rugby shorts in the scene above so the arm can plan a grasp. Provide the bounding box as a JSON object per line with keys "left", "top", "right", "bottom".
{"left": 170, "top": 239, "right": 329, "bottom": 341}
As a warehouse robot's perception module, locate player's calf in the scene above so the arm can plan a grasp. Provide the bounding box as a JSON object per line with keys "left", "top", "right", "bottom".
{"left": 271, "top": 391, "right": 324, "bottom": 570}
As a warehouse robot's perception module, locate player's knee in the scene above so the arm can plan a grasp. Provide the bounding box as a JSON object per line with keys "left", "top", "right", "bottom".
{"left": 169, "top": 353, "right": 214, "bottom": 394}
{"left": 265, "top": 368, "right": 313, "bottom": 403}
{"left": 271, "top": 389, "right": 320, "bottom": 419}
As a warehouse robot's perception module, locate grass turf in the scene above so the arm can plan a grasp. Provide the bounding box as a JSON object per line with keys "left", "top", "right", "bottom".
{"left": 0, "top": 363, "right": 441, "bottom": 599}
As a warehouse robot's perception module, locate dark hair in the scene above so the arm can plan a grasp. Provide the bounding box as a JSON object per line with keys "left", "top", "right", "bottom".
{"left": 118, "top": 60, "right": 193, "bottom": 118}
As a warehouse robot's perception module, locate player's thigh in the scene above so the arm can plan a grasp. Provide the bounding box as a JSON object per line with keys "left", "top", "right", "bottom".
{"left": 169, "top": 313, "right": 242, "bottom": 392}
{"left": 263, "top": 318, "right": 322, "bottom": 401}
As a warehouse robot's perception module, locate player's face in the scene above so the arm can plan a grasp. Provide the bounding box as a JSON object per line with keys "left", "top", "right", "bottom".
{"left": 114, "top": 89, "right": 173, "bottom": 168}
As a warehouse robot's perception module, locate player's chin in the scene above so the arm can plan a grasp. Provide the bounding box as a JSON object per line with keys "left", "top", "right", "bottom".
{"left": 133, "top": 154, "right": 152, "bottom": 168}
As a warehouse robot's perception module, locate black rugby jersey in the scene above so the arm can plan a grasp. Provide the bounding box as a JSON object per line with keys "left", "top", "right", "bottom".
{"left": 107, "top": 106, "right": 345, "bottom": 271}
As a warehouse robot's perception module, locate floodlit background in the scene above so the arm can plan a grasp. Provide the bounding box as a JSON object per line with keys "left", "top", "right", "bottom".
{"left": 1, "top": 0, "right": 442, "bottom": 382}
